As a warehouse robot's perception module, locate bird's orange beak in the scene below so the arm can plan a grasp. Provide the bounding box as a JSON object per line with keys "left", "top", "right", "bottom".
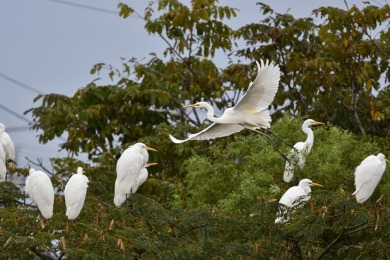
{"left": 146, "top": 146, "right": 158, "bottom": 152}
{"left": 313, "top": 122, "right": 325, "bottom": 126}
{"left": 311, "top": 182, "right": 323, "bottom": 187}
{"left": 386, "top": 159, "right": 390, "bottom": 164}
{"left": 145, "top": 162, "right": 158, "bottom": 167}
{"left": 183, "top": 104, "right": 197, "bottom": 108}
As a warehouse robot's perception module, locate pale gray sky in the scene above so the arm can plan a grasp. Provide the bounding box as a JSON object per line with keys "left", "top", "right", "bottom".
{"left": 0, "top": 0, "right": 365, "bottom": 170}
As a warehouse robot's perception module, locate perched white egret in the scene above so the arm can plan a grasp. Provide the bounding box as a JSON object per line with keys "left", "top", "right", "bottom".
{"left": 169, "top": 60, "right": 294, "bottom": 160}
{"left": 114, "top": 143, "right": 157, "bottom": 207}
{"left": 0, "top": 144, "right": 6, "bottom": 179}
{"left": 130, "top": 162, "right": 157, "bottom": 194}
{"left": 275, "top": 178, "right": 323, "bottom": 223}
{"left": 25, "top": 168, "right": 55, "bottom": 219}
{"left": 283, "top": 119, "right": 324, "bottom": 183}
{"left": 352, "top": 153, "right": 389, "bottom": 203}
{"left": 64, "top": 167, "right": 89, "bottom": 220}
{"left": 0, "top": 123, "right": 15, "bottom": 161}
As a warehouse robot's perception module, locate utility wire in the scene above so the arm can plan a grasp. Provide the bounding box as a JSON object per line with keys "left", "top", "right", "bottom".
{"left": 45, "top": 0, "right": 142, "bottom": 19}
{"left": 0, "top": 72, "right": 43, "bottom": 95}
{"left": 0, "top": 104, "right": 31, "bottom": 124}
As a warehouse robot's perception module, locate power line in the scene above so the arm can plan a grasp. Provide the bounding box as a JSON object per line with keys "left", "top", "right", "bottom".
{"left": 0, "top": 72, "right": 43, "bottom": 95}
{"left": 0, "top": 104, "right": 31, "bottom": 124}
{"left": 45, "top": 0, "right": 142, "bottom": 19}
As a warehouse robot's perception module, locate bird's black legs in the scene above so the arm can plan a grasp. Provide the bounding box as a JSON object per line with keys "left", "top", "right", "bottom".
{"left": 262, "top": 128, "right": 298, "bottom": 152}
{"left": 253, "top": 129, "right": 290, "bottom": 162}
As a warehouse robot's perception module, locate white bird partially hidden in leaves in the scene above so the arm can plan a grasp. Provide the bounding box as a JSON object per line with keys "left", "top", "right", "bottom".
{"left": 25, "top": 168, "right": 55, "bottom": 219}
{"left": 169, "top": 59, "right": 296, "bottom": 161}
{"left": 0, "top": 144, "right": 6, "bottom": 179}
{"left": 275, "top": 178, "right": 323, "bottom": 223}
{"left": 0, "top": 123, "right": 15, "bottom": 162}
{"left": 64, "top": 167, "right": 89, "bottom": 220}
{"left": 114, "top": 143, "right": 158, "bottom": 207}
{"left": 283, "top": 119, "right": 325, "bottom": 183}
{"left": 352, "top": 153, "right": 389, "bottom": 203}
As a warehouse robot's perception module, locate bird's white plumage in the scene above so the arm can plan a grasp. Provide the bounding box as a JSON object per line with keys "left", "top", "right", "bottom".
{"left": 352, "top": 153, "right": 388, "bottom": 203}
{"left": 234, "top": 60, "right": 280, "bottom": 113}
{"left": 0, "top": 123, "right": 15, "bottom": 161}
{"left": 25, "top": 168, "right": 55, "bottom": 219}
{"left": 114, "top": 143, "right": 156, "bottom": 207}
{"left": 0, "top": 144, "right": 6, "bottom": 179}
{"left": 275, "top": 178, "right": 322, "bottom": 223}
{"left": 169, "top": 124, "right": 244, "bottom": 143}
{"left": 64, "top": 167, "right": 89, "bottom": 220}
{"left": 169, "top": 59, "right": 280, "bottom": 143}
{"left": 283, "top": 119, "right": 323, "bottom": 183}
{"left": 131, "top": 168, "right": 149, "bottom": 193}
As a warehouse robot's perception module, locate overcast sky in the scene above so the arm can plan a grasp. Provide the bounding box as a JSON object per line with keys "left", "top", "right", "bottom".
{"left": 0, "top": 0, "right": 366, "bottom": 172}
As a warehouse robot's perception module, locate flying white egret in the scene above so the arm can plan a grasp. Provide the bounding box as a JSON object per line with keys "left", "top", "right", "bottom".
{"left": 25, "top": 168, "right": 55, "bottom": 219}
{"left": 275, "top": 178, "right": 323, "bottom": 223}
{"left": 169, "top": 59, "right": 295, "bottom": 160}
{"left": 64, "top": 167, "right": 89, "bottom": 220}
{"left": 0, "top": 123, "right": 15, "bottom": 161}
{"left": 114, "top": 143, "right": 158, "bottom": 207}
{"left": 283, "top": 119, "right": 324, "bottom": 183}
{"left": 352, "top": 153, "right": 389, "bottom": 203}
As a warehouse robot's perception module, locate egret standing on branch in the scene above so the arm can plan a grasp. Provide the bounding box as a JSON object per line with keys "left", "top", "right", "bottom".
{"left": 353, "top": 153, "right": 389, "bottom": 203}
{"left": 169, "top": 59, "right": 295, "bottom": 161}
{"left": 64, "top": 167, "right": 89, "bottom": 220}
{"left": 275, "top": 178, "right": 323, "bottom": 223}
{"left": 25, "top": 168, "right": 55, "bottom": 219}
{"left": 283, "top": 119, "right": 324, "bottom": 183}
{"left": 0, "top": 123, "right": 15, "bottom": 177}
{"left": 114, "top": 143, "right": 158, "bottom": 207}
{"left": 0, "top": 145, "right": 5, "bottom": 179}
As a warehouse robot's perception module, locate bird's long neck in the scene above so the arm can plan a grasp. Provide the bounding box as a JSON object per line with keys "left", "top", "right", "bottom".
{"left": 202, "top": 103, "right": 222, "bottom": 123}
{"left": 302, "top": 126, "right": 314, "bottom": 153}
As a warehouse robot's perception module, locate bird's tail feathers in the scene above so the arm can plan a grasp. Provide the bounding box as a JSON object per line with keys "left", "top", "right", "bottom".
{"left": 114, "top": 194, "right": 126, "bottom": 207}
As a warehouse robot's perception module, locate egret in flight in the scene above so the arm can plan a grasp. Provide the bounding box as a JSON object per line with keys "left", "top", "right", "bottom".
{"left": 169, "top": 59, "right": 295, "bottom": 160}
{"left": 25, "top": 168, "right": 55, "bottom": 219}
{"left": 275, "top": 178, "right": 323, "bottom": 223}
{"left": 283, "top": 119, "right": 324, "bottom": 183}
{"left": 353, "top": 153, "right": 389, "bottom": 203}
{"left": 64, "top": 167, "right": 89, "bottom": 220}
{"left": 114, "top": 143, "right": 158, "bottom": 207}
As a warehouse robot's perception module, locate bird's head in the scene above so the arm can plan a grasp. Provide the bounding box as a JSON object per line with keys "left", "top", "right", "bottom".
{"left": 183, "top": 102, "right": 209, "bottom": 109}
{"left": 299, "top": 178, "right": 323, "bottom": 188}
{"left": 377, "top": 153, "right": 390, "bottom": 163}
{"left": 304, "top": 119, "right": 325, "bottom": 128}
{"left": 77, "top": 167, "right": 84, "bottom": 174}
{"left": 134, "top": 143, "right": 158, "bottom": 152}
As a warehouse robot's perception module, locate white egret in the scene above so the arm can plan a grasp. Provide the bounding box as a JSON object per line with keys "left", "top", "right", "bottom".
{"left": 114, "top": 143, "right": 157, "bottom": 207}
{"left": 283, "top": 119, "right": 324, "bottom": 183}
{"left": 25, "top": 168, "right": 55, "bottom": 219}
{"left": 130, "top": 162, "right": 157, "bottom": 194}
{"left": 275, "top": 178, "right": 323, "bottom": 223}
{"left": 0, "top": 123, "right": 15, "bottom": 161}
{"left": 0, "top": 144, "right": 6, "bottom": 179}
{"left": 352, "top": 153, "right": 389, "bottom": 203}
{"left": 169, "top": 59, "right": 295, "bottom": 160}
{"left": 64, "top": 167, "right": 89, "bottom": 220}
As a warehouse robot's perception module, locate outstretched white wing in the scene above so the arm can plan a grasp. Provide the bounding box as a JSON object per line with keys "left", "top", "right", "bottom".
{"left": 169, "top": 123, "right": 245, "bottom": 144}
{"left": 234, "top": 59, "right": 280, "bottom": 113}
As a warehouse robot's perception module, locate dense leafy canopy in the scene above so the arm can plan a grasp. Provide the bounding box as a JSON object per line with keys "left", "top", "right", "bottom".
{"left": 2, "top": 0, "right": 390, "bottom": 258}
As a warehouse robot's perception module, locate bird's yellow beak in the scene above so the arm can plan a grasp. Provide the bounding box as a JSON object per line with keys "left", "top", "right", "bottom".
{"left": 386, "top": 159, "right": 390, "bottom": 164}
{"left": 146, "top": 146, "right": 158, "bottom": 152}
{"left": 145, "top": 162, "right": 158, "bottom": 167}
{"left": 183, "top": 104, "right": 198, "bottom": 108}
{"left": 314, "top": 122, "right": 325, "bottom": 126}
{"left": 311, "top": 182, "right": 323, "bottom": 187}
